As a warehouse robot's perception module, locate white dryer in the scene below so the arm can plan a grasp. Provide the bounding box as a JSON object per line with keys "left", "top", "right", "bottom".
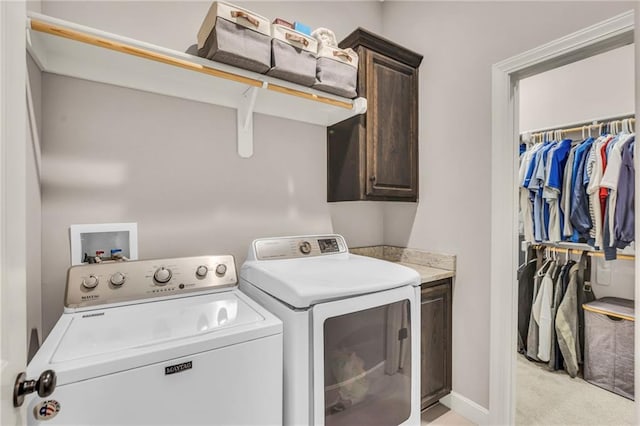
{"left": 240, "top": 235, "right": 421, "bottom": 426}
{"left": 26, "top": 255, "right": 282, "bottom": 425}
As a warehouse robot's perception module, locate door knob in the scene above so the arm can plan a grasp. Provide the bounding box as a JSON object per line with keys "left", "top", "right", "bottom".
{"left": 13, "top": 369, "right": 56, "bottom": 407}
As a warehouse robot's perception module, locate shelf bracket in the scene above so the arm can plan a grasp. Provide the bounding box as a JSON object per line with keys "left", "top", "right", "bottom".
{"left": 237, "top": 84, "right": 263, "bottom": 158}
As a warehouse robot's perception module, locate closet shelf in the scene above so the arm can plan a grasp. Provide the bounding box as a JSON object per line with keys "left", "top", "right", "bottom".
{"left": 26, "top": 12, "right": 367, "bottom": 158}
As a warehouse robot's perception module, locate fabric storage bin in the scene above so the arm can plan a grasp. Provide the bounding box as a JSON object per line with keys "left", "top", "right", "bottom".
{"left": 267, "top": 25, "right": 318, "bottom": 87}
{"left": 197, "top": 2, "right": 271, "bottom": 74}
{"left": 583, "top": 297, "right": 635, "bottom": 400}
{"left": 312, "top": 45, "right": 358, "bottom": 98}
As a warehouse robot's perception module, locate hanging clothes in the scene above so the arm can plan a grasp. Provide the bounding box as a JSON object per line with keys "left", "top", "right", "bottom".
{"left": 529, "top": 142, "right": 557, "bottom": 242}
{"left": 614, "top": 140, "right": 635, "bottom": 248}
{"left": 571, "top": 139, "right": 595, "bottom": 240}
{"left": 519, "top": 250, "right": 597, "bottom": 377}
{"left": 520, "top": 143, "right": 544, "bottom": 242}
{"left": 548, "top": 259, "right": 572, "bottom": 371}
{"left": 532, "top": 260, "right": 558, "bottom": 362}
{"left": 555, "top": 261, "right": 580, "bottom": 377}
{"left": 561, "top": 145, "right": 578, "bottom": 239}
{"left": 526, "top": 259, "right": 552, "bottom": 361}
{"left": 600, "top": 134, "right": 635, "bottom": 259}
{"left": 518, "top": 124, "right": 635, "bottom": 258}
{"left": 544, "top": 139, "right": 572, "bottom": 242}
{"left": 518, "top": 257, "right": 538, "bottom": 353}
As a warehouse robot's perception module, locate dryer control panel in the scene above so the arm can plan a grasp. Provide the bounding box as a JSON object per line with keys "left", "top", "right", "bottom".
{"left": 65, "top": 255, "right": 237, "bottom": 310}
{"left": 253, "top": 235, "right": 348, "bottom": 260}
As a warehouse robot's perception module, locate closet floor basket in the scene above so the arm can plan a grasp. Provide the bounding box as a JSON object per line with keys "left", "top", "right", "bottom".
{"left": 583, "top": 297, "right": 634, "bottom": 400}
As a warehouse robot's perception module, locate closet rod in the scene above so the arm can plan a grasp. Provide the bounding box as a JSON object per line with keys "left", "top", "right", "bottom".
{"left": 530, "top": 245, "right": 635, "bottom": 261}
{"left": 521, "top": 113, "right": 636, "bottom": 136}
{"left": 587, "top": 251, "right": 635, "bottom": 261}
{"left": 548, "top": 117, "right": 635, "bottom": 137}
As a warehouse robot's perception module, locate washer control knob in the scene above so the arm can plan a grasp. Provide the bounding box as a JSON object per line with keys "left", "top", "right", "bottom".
{"left": 195, "top": 265, "right": 208, "bottom": 278}
{"left": 215, "top": 264, "right": 227, "bottom": 276}
{"left": 82, "top": 275, "right": 99, "bottom": 289}
{"left": 110, "top": 272, "right": 126, "bottom": 287}
{"left": 153, "top": 267, "right": 172, "bottom": 285}
{"left": 299, "top": 241, "right": 312, "bottom": 255}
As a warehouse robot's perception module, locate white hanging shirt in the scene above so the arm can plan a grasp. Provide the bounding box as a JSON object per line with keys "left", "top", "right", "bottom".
{"left": 532, "top": 262, "right": 557, "bottom": 362}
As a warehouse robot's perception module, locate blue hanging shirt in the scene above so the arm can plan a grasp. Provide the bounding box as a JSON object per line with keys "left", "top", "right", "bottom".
{"left": 570, "top": 140, "right": 595, "bottom": 239}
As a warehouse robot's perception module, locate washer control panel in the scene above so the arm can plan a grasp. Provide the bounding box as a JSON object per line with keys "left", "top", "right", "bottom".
{"left": 65, "top": 255, "right": 237, "bottom": 309}
{"left": 254, "top": 235, "right": 347, "bottom": 260}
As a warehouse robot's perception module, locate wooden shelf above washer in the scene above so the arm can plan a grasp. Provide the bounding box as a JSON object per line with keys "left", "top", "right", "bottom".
{"left": 26, "top": 12, "right": 367, "bottom": 157}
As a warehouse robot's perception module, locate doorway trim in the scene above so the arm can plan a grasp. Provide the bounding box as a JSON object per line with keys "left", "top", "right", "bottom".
{"left": 489, "top": 10, "right": 635, "bottom": 425}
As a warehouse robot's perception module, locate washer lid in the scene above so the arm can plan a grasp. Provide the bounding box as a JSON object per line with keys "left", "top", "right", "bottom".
{"left": 51, "top": 291, "right": 263, "bottom": 363}
{"left": 241, "top": 253, "right": 420, "bottom": 308}
{"left": 29, "top": 291, "right": 282, "bottom": 387}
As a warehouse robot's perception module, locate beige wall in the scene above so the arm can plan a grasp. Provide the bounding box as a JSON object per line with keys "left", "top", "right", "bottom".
{"left": 519, "top": 44, "right": 635, "bottom": 131}
{"left": 26, "top": 56, "right": 42, "bottom": 353}
{"left": 39, "top": 1, "right": 384, "bottom": 337}
{"left": 380, "top": 1, "right": 637, "bottom": 410}
{"left": 26, "top": 0, "right": 42, "bottom": 353}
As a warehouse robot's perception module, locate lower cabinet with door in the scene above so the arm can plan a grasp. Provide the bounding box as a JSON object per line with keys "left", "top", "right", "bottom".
{"left": 421, "top": 278, "right": 452, "bottom": 410}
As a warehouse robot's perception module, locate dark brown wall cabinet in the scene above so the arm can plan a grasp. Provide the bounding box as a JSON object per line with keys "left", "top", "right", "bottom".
{"left": 327, "top": 28, "right": 423, "bottom": 202}
{"left": 421, "top": 278, "right": 452, "bottom": 409}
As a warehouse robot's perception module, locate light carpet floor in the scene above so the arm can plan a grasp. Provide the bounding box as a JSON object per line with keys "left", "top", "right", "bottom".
{"left": 516, "top": 354, "right": 634, "bottom": 425}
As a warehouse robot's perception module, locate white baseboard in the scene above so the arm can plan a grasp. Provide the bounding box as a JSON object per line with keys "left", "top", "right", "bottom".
{"left": 440, "top": 391, "right": 490, "bottom": 425}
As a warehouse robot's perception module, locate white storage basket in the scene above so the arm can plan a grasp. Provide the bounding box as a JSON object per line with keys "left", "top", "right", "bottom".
{"left": 197, "top": 2, "right": 271, "bottom": 74}
{"left": 312, "top": 45, "right": 358, "bottom": 98}
{"left": 267, "top": 25, "right": 317, "bottom": 87}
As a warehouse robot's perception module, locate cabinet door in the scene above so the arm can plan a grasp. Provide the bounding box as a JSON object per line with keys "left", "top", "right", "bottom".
{"left": 365, "top": 50, "right": 418, "bottom": 200}
{"left": 420, "top": 280, "right": 452, "bottom": 409}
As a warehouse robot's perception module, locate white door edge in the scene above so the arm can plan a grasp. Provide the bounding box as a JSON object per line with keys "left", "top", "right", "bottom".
{"left": 489, "top": 9, "right": 635, "bottom": 425}
{"left": 0, "top": 0, "right": 28, "bottom": 424}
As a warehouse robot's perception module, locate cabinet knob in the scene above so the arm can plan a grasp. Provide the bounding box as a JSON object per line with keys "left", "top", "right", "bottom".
{"left": 369, "top": 175, "right": 376, "bottom": 182}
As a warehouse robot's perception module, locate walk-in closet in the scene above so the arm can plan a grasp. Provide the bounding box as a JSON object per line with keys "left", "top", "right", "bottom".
{"left": 516, "top": 43, "right": 635, "bottom": 425}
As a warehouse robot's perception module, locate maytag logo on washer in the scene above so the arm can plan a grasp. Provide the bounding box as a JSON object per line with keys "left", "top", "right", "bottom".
{"left": 164, "top": 361, "right": 192, "bottom": 375}
{"left": 34, "top": 400, "right": 60, "bottom": 421}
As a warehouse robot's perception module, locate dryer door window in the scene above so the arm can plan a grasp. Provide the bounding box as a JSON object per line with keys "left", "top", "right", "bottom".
{"left": 322, "top": 299, "right": 411, "bottom": 426}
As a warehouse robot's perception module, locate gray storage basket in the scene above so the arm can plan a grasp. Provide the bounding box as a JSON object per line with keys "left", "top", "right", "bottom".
{"left": 198, "top": 16, "right": 271, "bottom": 74}
{"left": 313, "top": 56, "right": 357, "bottom": 99}
{"left": 583, "top": 297, "right": 634, "bottom": 400}
{"left": 267, "top": 39, "right": 316, "bottom": 87}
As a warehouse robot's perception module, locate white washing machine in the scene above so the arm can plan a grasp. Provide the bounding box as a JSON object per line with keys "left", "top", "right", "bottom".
{"left": 239, "top": 235, "right": 421, "bottom": 426}
{"left": 25, "top": 255, "right": 282, "bottom": 425}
